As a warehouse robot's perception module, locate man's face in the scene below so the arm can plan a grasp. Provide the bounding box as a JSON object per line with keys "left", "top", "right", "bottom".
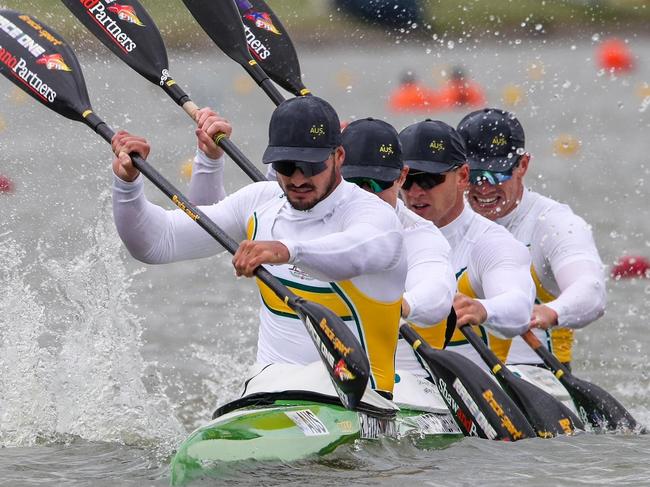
{"left": 276, "top": 147, "right": 344, "bottom": 211}
{"left": 401, "top": 164, "right": 468, "bottom": 228}
{"left": 466, "top": 155, "right": 529, "bottom": 220}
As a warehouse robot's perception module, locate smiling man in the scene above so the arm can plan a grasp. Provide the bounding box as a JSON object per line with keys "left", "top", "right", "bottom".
{"left": 458, "top": 108, "right": 606, "bottom": 369}
{"left": 110, "top": 96, "right": 407, "bottom": 397}
{"left": 397, "top": 119, "right": 535, "bottom": 370}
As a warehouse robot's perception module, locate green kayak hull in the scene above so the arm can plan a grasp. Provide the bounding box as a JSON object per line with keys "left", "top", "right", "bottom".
{"left": 170, "top": 395, "right": 461, "bottom": 486}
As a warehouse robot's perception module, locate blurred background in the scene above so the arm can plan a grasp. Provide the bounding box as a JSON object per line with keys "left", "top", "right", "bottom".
{"left": 1, "top": 1, "right": 649, "bottom": 486}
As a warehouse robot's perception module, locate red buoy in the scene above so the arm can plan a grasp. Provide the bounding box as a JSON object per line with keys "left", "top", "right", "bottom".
{"left": 0, "top": 175, "right": 14, "bottom": 193}
{"left": 611, "top": 255, "right": 650, "bottom": 279}
{"left": 597, "top": 38, "right": 634, "bottom": 73}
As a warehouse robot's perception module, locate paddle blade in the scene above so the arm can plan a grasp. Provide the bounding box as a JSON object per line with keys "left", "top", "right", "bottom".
{"left": 559, "top": 373, "right": 641, "bottom": 432}
{"left": 500, "top": 368, "right": 585, "bottom": 437}
{"left": 294, "top": 299, "right": 369, "bottom": 410}
{"left": 0, "top": 10, "right": 91, "bottom": 121}
{"left": 62, "top": 0, "right": 170, "bottom": 86}
{"left": 400, "top": 325, "right": 535, "bottom": 441}
{"left": 182, "top": 0, "right": 253, "bottom": 66}
{"left": 236, "top": 0, "right": 308, "bottom": 96}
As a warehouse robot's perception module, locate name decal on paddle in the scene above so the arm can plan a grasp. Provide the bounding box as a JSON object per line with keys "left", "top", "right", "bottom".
{"left": 76, "top": 0, "right": 138, "bottom": 53}
{"left": 172, "top": 195, "right": 199, "bottom": 221}
{"left": 482, "top": 389, "right": 524, "bottom": 440}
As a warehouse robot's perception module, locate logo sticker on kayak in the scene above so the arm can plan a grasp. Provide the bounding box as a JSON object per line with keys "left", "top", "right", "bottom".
{"left": 285, "top": 410, "right": 329, "bottom": 436}
{"left": 358, "top": 413, "right": 396, "bottom": 439}
{"left": 414, "top": 413, "right": 461, "bottom": 434}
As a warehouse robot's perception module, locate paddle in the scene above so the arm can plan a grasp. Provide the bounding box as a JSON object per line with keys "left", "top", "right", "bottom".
{"left": 521, "top": 330, "right": 641, "bottom": 432}
{"left": 181, "top": 0, "right": 286, "bottom": 106}
{"left": 235, "top": 0, "right": 310, "bottom": 97}
{"left": 460, "top": 325, "right": 584, "bottom": 437}
{"left": 0, "top": 9, "right": 369, "bottom": 410}
{"left": 400, "top": 325, "right": 535, "bottom": 441}
{"left": 61, "top": 0, "right": 266, "bottom": 183}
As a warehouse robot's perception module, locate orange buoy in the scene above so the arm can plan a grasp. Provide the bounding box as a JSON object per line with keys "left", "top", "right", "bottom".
{"left": 597, "top": 38, "right": 634, "bottom": 73}
{"left": 233, "top": 74, "right": 254, "bottom": 95}
{"left": 553, "top": 134, "right": 581, "bottom": 157}
{"left": 0, "top": 175, "right": 14, "bottom": 193}
{"left": 180, "top": 158, "right": 193, "bottom": 181}
{"left": 611, "top": 255, "right": 650, "bottom": 279}
{"left": 527, "top": 62, "right": 545, "bottom": 81}
{"left": 502, "top": 84, "right": 525, "bottom": 107}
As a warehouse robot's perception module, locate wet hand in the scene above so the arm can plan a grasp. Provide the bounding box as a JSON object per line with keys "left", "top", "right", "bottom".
{"left": 529, "top": 304, "right": 558, "bottom": 330}
{"left": 232, "top": 240, "right": 290, "bottom": 278}
{"left": 111, "top": 130, "right": 150, "bottom": 182}
{"left": 195, "top": 107, "right": 232, "bottom": 160}
{"left": 453, "top": 293, "right": 487, "bottom": 327}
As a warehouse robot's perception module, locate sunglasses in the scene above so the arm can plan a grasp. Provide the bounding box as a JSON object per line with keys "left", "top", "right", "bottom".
{"left": 272, "top": 160, "right": 328, "bottom": 177}
{"left": 469, "top": 169, "right": 514, "bottom": 186}
{"left": 402, "top": 171, "right": 447, "bottom": 191}
{"left": 347, "top": 177, "right": 394, "bottom": 193}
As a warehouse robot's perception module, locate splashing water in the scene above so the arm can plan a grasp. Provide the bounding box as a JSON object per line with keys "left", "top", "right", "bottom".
{"left": 0, "top": 192, "right": 184, "bottom": 453}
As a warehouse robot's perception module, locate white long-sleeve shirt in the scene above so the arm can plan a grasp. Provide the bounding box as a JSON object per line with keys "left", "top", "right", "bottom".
{"left": 397, "top": 204, "right": 535, "bottom": 374}
{"left": 113, "top": 175, "right": 407, "bottom": 392}
{"left": 496, "top": 188, "right": 606, "bottom": 364}
{"left": 188, "top": 151, "right": 455, "bottom": 326}
{"left": 395, "top": 199, "right": 456, "bottom": 326}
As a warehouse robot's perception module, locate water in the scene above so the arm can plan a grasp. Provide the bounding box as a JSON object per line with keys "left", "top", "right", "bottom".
{"left": 1, "top": 36, "right": 650, "bottom": 486}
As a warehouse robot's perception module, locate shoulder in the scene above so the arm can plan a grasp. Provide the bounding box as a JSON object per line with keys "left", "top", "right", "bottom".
{"left": 531, "top": 194, "right": 593, "bottom": 237}
{"left": 471, "top": 214, "right": 529, "bottom": 261}
{"left": 339, "top": 181, "right": 402, "bottom": 228}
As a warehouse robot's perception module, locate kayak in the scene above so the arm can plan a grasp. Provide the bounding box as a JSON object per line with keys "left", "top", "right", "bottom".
{"left": 169, "top": 362, "right": 582, "bottom": 485}
{"left": 170, "top": 363, "right": 463, "bottom": 486}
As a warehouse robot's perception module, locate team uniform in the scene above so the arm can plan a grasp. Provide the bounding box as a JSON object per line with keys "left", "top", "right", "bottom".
{"left": 396, "top": 204, "right": 536, "bottom": 375}
{"left": 495, "top": 189, "right": 606, "bottom": 365}
{"left": 112, "top": 175, "right": 407, "bottom": 394}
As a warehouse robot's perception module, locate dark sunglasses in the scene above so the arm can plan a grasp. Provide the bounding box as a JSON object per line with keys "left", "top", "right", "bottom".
{"left": 271, "top": 150, "right": 335, "bottom": 177}
{"left": 272, "top": 160, "right": 328, "bottom": 177}
{"left": 347, "top": 177, "right": 394, "bottom": 193}
{"left": 402, "top": 171, "right": 447, "bottom": 191}
{"left": 469, "top": 169, "right": 514, "bottom": 186}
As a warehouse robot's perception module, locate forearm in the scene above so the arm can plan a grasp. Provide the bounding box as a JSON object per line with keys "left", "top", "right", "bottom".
{"left": 545, "top": 274, "right": 606, "bottom": 328}
{"left": 112, "top": 174, "right": 227, "bottom": 263}
{"left": 478, "top": 289, "right": 533, "bottom": 337}
{"left": 188, "top": 150, "right": 226, "bottom": 205}
{"left": 281, "top": 224, "right": 403, "bottom": 281}
{"left": 403, "top": 262, "right": 455, "bottom": 326}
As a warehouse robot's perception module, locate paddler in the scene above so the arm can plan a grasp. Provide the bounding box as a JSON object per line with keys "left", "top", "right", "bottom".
{"left": 111, "top": 96, "right": 407, "bottom": 398}
{"left": 396, "top": 119, "right": 536, "bottom": 373}
{"left": 339, "top": 117, "right": 456, "bottom": 329}
{"left": 458, "top": 108, "right": 606, "bottom": 369}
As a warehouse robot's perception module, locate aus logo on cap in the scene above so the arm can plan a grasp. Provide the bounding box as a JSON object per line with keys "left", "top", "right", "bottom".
{"left": 310, "top": 124, "right": 326, "bottom": 139}
{"left": 491, "top": 135, "right": 508, "bottom": 146}
{"left": 379, "top": 144, "right": 394, "bottom": 156}
{"left": 429, "top": 140, "right": 445, "bottom": 152}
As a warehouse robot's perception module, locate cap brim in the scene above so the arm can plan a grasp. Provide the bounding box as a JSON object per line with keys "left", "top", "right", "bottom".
{"left": 467, "top": 155, "right": 518, "bottom": 172}
{"left": 262, "top": 146, "right": 334, "bottom": 164}
{"left": 404, "top": 159, "right": 460, "bottom": 174}
{"left": 341, "top": 165, "right": 401, "bottom": 181}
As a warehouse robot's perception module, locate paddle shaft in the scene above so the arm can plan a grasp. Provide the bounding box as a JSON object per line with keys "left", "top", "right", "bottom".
{"left": 159, "top": 76, "right": 266, "bottom": 182}
{"left": 521, "top": 330, "right": 570, "bottom": 377}
{"left": 243, "top": 60, "right": 286, "bottom": 106}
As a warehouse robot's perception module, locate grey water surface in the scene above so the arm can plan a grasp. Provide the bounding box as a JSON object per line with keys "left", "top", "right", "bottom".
{"left": 1, "top": 37, "right": 650, "bottom": 486}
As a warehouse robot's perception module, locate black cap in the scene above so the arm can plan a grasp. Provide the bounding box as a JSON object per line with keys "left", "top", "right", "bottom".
{"left": 457, "top": 108, "right": 525, "bottom": 172}
{"left": 399, "top": 120, "right": 467, "bottom": 174}
{"left": 341, "top": 118, "right": 403, "bottom": 181}
{"left": 262, "top": 96, "right": 342, "bottom": 165}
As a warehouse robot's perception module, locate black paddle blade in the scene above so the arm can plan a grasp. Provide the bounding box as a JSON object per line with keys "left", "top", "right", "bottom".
{"left": 235, "top": 0, "right": 308, "bottom": 96}
{"left": 500, "top": 366, "right": 585, "bottom": 437}
{"left": 559, "top": 371, "right": 640, "bottom": 432}
{"left": 294, "top": 299, "right": 369, "bottom": 410}
{"left": 400, "top": 325, "right": 535, "bottom": 441}
{"left": 182, "top": 0, "right": 253, "bottom": 66}
{"left": 62, "top": 0, "right": 170, "bottom": 86}
{"left": 0, "top": 10, "right": 92, "bottom": 121}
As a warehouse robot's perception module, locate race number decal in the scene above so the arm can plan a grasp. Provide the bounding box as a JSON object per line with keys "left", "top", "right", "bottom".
{"left": 285, "top": 410, "right": 329, "bottom": 436}
{"left": 358, "top": 413, "right": 397, "bottom": 439}
{"left": 414, "top": 413, "right": 461, "bottom": 434}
